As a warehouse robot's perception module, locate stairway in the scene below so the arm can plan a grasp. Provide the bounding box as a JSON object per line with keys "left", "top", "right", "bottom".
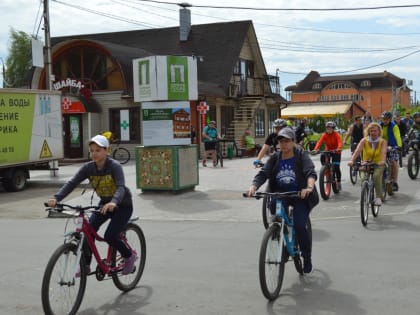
{"left": 224, "top": 97, "right": 263, "bottom": 143}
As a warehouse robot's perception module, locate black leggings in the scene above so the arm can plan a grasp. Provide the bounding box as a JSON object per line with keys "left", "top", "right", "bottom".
{"left": 321, "top": 153, "right": 342, "bottom": 182}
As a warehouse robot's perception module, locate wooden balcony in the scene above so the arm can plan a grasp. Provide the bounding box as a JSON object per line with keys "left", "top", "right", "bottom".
{"left": 228, "top": 74, "right": 280, "bottom": 98}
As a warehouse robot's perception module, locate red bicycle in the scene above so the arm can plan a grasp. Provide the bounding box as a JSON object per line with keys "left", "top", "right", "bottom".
{"left": 41, "top": 203, "right": 146, "bottom": 315}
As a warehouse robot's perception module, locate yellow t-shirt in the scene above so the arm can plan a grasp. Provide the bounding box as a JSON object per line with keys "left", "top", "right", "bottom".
{"left": 362, "top": 137, "right": 384, "bottom": 164}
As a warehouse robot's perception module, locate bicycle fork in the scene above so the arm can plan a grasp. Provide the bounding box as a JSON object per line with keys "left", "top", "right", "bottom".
{"left": 63, "top": 230, "right": 85, "bottom": 280}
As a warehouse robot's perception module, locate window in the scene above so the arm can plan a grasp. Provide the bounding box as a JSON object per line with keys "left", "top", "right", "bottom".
{"left": 268, "top": 109, "right": 279, "bottom": 134}
{"left": 361, "top": 80, "right": 371, "bottom": 87}
{"left": 110, "top": 107, "right": 141, "bottom": 143}
{"left": 254, "top": 109, "right": 265, "bottom": 137}
{"left": 220, "top": 106, "right": 234, "bottom": 137}
{"left": 312, "top": 82, "right": 322, "bottom": 90}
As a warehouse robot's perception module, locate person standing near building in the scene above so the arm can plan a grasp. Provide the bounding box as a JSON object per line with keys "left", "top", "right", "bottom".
{"left": 202, "top": 120, "right": 221, "bottom": 167}
{"left": 253, "top": 118, "right": 289, "bottom": 166}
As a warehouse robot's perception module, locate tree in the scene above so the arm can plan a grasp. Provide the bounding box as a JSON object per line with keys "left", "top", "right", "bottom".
{"left": 4, "top": 28, "right": 33, "bottom": 88}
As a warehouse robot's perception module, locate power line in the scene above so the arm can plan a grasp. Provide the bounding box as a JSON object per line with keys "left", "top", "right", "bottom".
{"left": 135, "top": 0, "right": 420, "bottom": 11}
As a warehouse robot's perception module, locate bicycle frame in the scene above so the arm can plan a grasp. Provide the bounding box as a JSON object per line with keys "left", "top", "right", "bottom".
{"left": 66, "top": 211, "right": 135, "bottom": 277}
{"left": 273, "top": 199, "right": 299, "bottom": 258}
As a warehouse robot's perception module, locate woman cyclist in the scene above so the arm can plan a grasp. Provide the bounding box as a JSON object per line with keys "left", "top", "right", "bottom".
{"left": 311, "top": 121, "right": 343, "bottom": 190}
{"left": 348, "top": 122, "right": 387, "bottom": 206}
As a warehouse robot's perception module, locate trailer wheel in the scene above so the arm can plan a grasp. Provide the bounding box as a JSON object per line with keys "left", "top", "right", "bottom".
{"left": 3, "top": 169, "right": 27, "bottom": 192}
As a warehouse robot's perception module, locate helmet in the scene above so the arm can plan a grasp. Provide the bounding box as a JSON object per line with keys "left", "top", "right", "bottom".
{"left": 413, "top": 112, "right": 420, "bottom": 119}
{"left": 209, "top": 120, "right": 216, "bottom": 125}
{"left": 381, "top": 111, "right": 392, "bottom": 119}
{"left": 272, "top": 118, "right": 287, "bottom": 128}
{"left": 325, "top": 121, "right": 336, "bottom": 129}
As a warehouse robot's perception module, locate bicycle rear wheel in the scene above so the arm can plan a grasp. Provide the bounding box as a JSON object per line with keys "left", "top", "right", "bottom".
{"left": 113, "top": 147, "right": 130, "bottom": 164}
{"left": 259, "top": 224, "right": 286, "bottom": 301}
{"left": 319, "top": 165, "right": 331, "bottom": 200}
{"left": 371, "top": 184, "right": 380, "bottom": 217}
{"left": 218, "top": 149, "right": 223, "bottom": 167}
{"left": 293, "top": 217, "right": 312, "bottom": 275}
{"left": 41, "top": 243, "right": 87, "bottom": 315}
{"left": 360, "top": 182, "right": 369, "bottom": 226}
{"left": 407, "top": 151, "right": 419, "bottom": 179}
{"left": 111, "top": 223, "right": 146, "bottom": 292}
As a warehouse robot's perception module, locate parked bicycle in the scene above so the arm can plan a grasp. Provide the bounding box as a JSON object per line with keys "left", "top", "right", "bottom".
{"left": 41, "top": 203, "right": 146, "bottom": 315}
{"left": 111, "top": 139, "right": 131, "bottom": 164}
{"left": 214, "top": 140, "right": 224, "bottom": 167}
{"left": 244, "top": 191, "right": 312, "bottom": 301}
{"left": 313, "top": 150, "right": 340, "bottom": 200}
{"left": 354, "top": 162, "right": 384, "bottom": 226}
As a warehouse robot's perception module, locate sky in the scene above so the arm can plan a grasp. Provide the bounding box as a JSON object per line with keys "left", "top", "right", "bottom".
{"left": 1, "top": 0, "right": 420, "bottom": 104}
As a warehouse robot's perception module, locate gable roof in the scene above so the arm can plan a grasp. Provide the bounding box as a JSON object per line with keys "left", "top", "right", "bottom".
{"left": 286, "top": 70, "right": 409, "bottom": 92}
{"left": 51, "top": 20, "right": 255, "bottom": 95}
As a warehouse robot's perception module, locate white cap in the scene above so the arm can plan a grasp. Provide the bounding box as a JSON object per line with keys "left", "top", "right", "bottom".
{"left": 89, "top": 135, "right": 109, "bottom": 148}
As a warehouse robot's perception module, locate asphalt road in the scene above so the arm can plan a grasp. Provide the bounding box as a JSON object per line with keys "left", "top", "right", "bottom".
{"left": 0, "top": 150, "right": 419, "bottom": 314}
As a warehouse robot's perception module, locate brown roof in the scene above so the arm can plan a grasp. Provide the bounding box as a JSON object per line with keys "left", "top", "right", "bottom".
{"left": 52, "top": 20, "right": 255, "bottom": 96}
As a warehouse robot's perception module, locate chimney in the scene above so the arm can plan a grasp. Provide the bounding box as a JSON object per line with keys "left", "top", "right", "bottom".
{"left": 179, "top": 3, "right": 191, "bottom": 42}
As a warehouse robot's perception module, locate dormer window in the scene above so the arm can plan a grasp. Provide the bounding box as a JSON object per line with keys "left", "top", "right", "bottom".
{"left": 312, "top": 82, "right": 322, "bottom": 90}
{"left": 361, "top": 80, "right": 371, "bottom": 87}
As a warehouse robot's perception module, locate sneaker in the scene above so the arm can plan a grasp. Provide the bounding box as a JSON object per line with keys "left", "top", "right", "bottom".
{"left": 303, "top": 257, "right": 313, "bottom": 274}
{"left": 374, "top": 198, "right": 382, "bottom": 206}
{"left": 122, "top": 252, "right": 138, "bottom": 275}
{"left": 392, "top": 182, "right": 399, "bottom": 191}
{"left": 75, "top": 265, "right": 90, "bottom": 278}
{"left": 202, "top": 160, "right": 207, "bottom": 167}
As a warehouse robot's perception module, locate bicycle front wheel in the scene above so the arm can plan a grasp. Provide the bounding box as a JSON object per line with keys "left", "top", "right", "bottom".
{"left": 407, "top": 151, "right": 419, "bottom": 179}
{"left": 112, "top": 223, "right": 146, "bottom": 292}
{"left": 41, "top": 243, "right": 87, "bottom": 315}
{"left": 259, "top": 224, "right": 286, "bottom": 301}
{"left": 218, "top": 149, "right": 223, "bottom": 167}
{"left": 360, "top": 182, "right": 369, "bottom": 226}
{"left": 319, "top": 165, "right": 331, "bottom": 200}
{"left": 349, "top": 166, "right": 357, "bottom": 185}
{"left": 113, "top": 147, "right": 130, "bottom": 164}
{"left": 262, "top": 194, "right": 272, "bottom": 229}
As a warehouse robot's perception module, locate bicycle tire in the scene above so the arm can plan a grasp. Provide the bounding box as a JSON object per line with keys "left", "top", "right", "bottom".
{"left": 319, "top": 165, "right": 331, "bottom": 200}
{"left": 41, "top": 243, "right": 87, "bottom": 315}
{"left": 113, "top": 147, "right": 130, "bottom": 164}
{"left": 218, "top": 149, "right": 223, "bottom": 167}
{"left": 407, "top": 151, "right": 419, "bottom": 179}
{"left": 332, "top": 171, "right": 340, "bottom": 194}
{"left": 111, "top": 223, "right": 146, "bottom": 292}
{"left": 371, "top": 183, "right": 380, "bottom": 217}
{"left": 360, "top": 182, "right": 369, "bottom": 226}
{"left": 381, "top": 167, "right": 387, "bottom": 201}
{"left": 349, "top": 165, "right": 357, "bottom": 185}
{"left": 259, "top": 223, "right": 285, "bottom": 301}
{"left": 262, "top": 194, "right": 272, "bottom": 229}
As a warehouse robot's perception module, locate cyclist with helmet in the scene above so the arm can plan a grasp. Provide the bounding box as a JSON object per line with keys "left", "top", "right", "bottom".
{"left": 202, "top": 120, "right": 221, "bottom": 167}
{"left": 312, "top": 121, "right": 343, "bottom": 190}
{"left": 380, "top": 111, "right": 402, "bottom": 191}
{"left": 253, "top": 118, "right": 290, "bottom": 166}
{"left": 409, "top": 112, "right": 420, "bottom": 132}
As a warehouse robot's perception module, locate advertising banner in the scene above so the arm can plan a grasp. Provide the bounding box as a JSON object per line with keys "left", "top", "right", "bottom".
{"left": 142, "top": 101, "right": 191, "bottom": 146}
{"left": 133, "top": 55, "right": 198, "bottom": 102}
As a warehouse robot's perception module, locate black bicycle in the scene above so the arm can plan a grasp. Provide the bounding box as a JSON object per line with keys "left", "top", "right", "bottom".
{"left": 349, "top": 142, "right": 361, "bottom": 185}
{"left": 112, "top": 139, "right": 131, "bottom": 164}
{"left": 214, "top": 140, "right": 224, "bottom": 167}
{"left": 407, "top": 130, "right": 419, "bottom": 179}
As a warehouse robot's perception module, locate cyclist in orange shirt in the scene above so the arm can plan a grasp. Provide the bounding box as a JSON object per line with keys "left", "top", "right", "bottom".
{"left": 311, "top": 121, "right": 343, "bottom": 190}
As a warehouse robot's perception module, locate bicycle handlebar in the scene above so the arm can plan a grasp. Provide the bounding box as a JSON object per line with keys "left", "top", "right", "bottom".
{"left": 242, "top": 191, "right": 301, "bottom": 199}
{"left": 44, "top": 202, "right": 101, "bottom": 214}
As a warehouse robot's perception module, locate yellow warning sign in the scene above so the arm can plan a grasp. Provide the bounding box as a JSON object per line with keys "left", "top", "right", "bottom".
{"left": 40, "top": 140, "right": 53, "bottom": 158}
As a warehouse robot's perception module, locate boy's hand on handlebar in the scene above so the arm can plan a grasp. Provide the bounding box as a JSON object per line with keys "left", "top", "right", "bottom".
{"left": 246, "top": 185, "right": 257, "bottom": 197}
{"left": 101, "top": 202, "right": 117, "bottom": 214}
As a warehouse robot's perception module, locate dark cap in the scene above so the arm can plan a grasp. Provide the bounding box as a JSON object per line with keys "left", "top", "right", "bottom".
{"left": 277, "top": 127, "right": 295, "bottom": 141}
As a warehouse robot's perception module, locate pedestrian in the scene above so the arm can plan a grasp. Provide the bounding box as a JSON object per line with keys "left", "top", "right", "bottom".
{"left": 246, "top": 127, "right": 319, "bottom": 274}
{"left": 46, "top": 134, "right": 137, "bottom": 276}
{"left": 202, "top": 120, "right": 221, "bottom": 167}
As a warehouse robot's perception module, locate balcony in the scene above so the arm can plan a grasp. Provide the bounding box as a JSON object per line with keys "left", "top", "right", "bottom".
{"left": 228, "top": 74, "right": 280, "bottom": 98}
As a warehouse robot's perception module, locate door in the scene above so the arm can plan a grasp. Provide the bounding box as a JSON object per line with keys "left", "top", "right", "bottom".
{"left": 63, "top": 114, "right": 83, "bottom": 158}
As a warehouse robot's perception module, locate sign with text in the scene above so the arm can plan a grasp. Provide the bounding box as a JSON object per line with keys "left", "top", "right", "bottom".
{"left": 133, "top": 56, "right": 198, "bottom": 102}
{"left": 142, "top": 101, "right": 191, "bottom": 146}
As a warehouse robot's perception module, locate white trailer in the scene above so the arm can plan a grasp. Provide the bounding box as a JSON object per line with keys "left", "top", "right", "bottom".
{"left": 0, "top": 89, "right": 63, "bottom": 191}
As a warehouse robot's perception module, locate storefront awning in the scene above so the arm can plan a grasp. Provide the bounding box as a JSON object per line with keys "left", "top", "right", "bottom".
{"left": 280, "top": 102, "right": 357, "bottom": 118}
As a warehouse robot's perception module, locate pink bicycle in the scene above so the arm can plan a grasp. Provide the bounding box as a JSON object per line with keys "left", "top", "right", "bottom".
{"left": 41, "top": 203, "right": 146, "bottom": 315}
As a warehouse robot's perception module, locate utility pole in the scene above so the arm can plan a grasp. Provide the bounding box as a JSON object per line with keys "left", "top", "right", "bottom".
{"left": 43, "top": 0, "right": 53, "bottom": 90}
